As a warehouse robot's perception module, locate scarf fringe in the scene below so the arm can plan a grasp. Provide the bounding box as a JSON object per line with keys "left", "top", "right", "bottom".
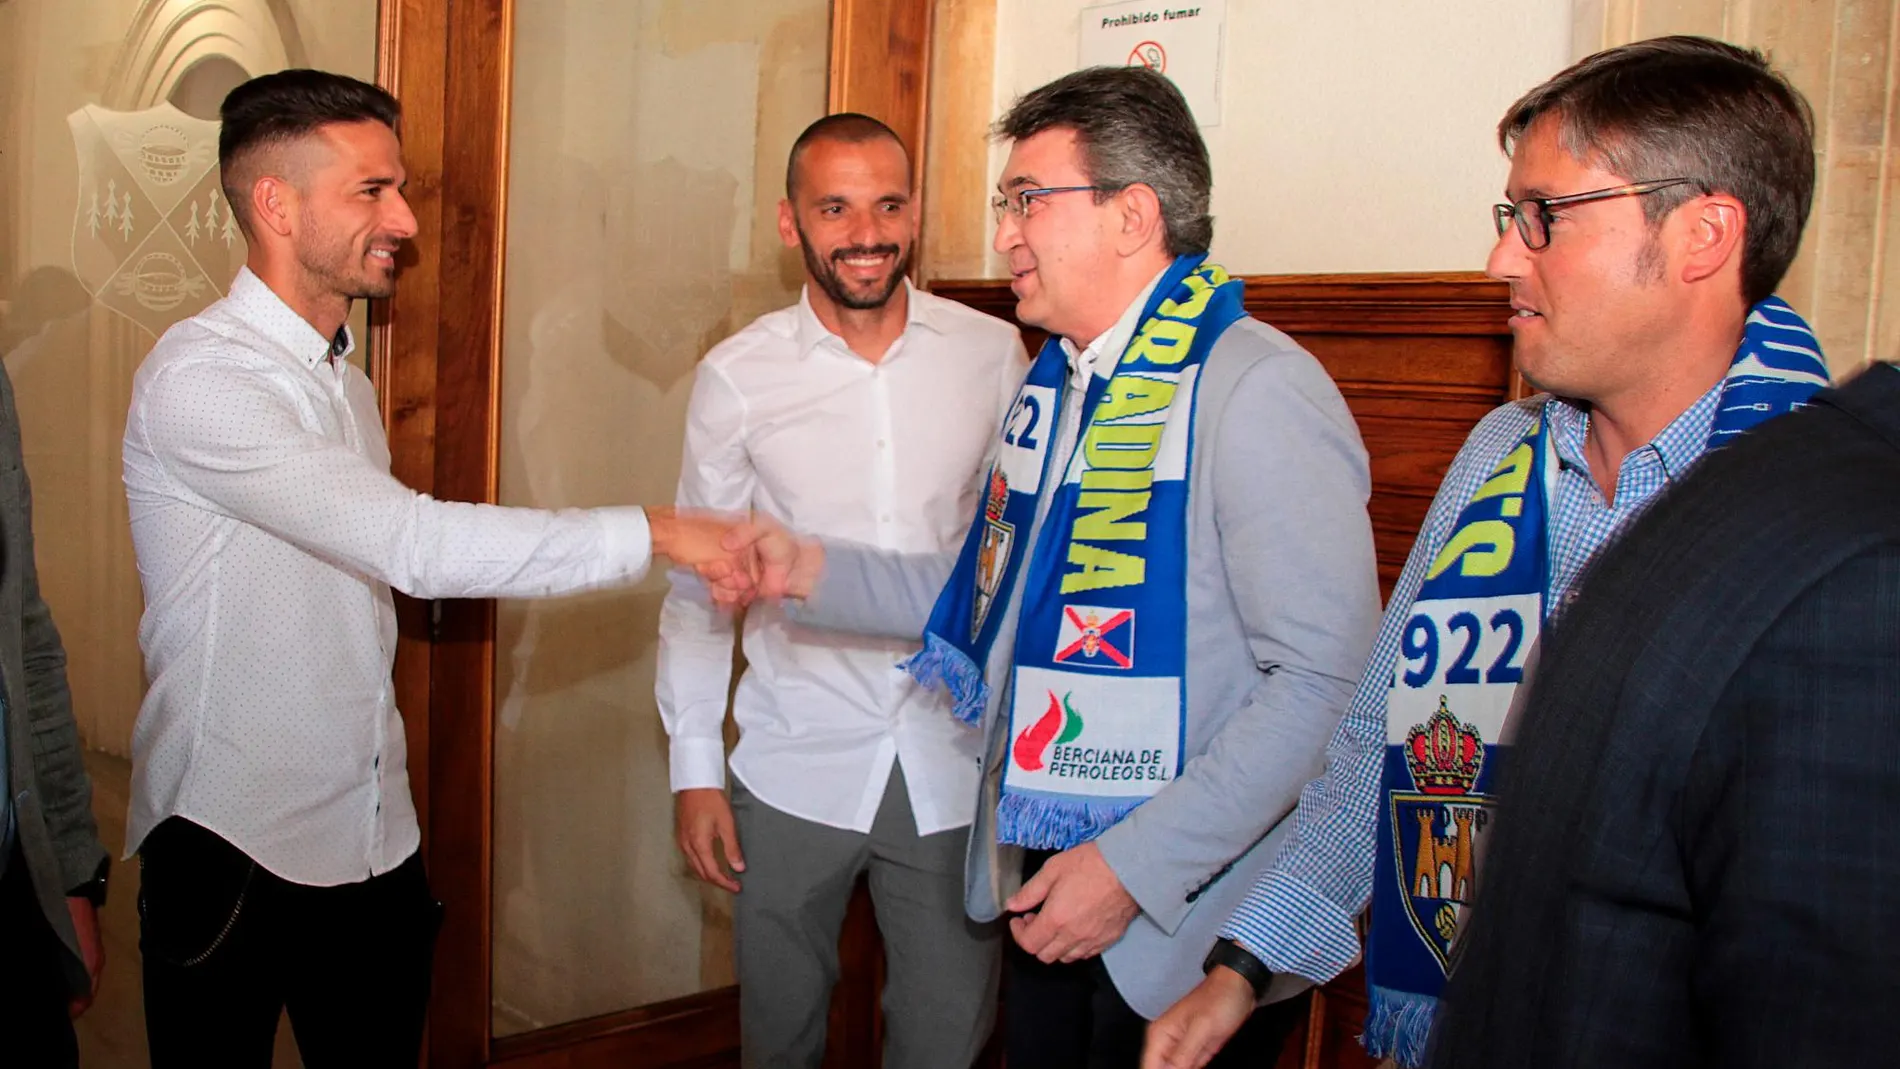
{"left": 902, "top": 632, "right": 990, "bottom": 725}
{"left": 1362, "top": 985, "right": 1437, "bottom": 1069}
{"left": 995, "top": 791, "right": 1141, "bottom": 851}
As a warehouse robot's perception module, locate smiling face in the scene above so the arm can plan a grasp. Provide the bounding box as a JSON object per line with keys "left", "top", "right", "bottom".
{"left": 780, "top": 136, "right": 915, "bottom": 312}
{"left": 1486, "top": 119, "right": 1688, "bottom": 404}
{"left": 991, "top": 127, "right": 1128, "bottom": 344}
{"left": 289, "top": 120, "right": 416, "bottom": 301}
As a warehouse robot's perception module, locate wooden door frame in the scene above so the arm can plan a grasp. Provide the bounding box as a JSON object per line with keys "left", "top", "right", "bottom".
{"left": 373, "top": 1, "right": 934, "bottom": 1064}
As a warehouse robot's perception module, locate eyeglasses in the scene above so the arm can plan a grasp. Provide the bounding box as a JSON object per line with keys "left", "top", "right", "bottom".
{"left": 1492, "top": 178, "right": 1699, "bottom": 250}
{"left": 991, "top": 185, "right": 1120, "bottom": 224}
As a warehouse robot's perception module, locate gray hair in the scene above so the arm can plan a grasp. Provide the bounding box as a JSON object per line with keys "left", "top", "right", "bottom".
{"left": 995, "top": 66, "right": 1213, "bottom": 256}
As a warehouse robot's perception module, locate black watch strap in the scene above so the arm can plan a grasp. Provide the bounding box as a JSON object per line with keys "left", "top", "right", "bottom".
{"left": 1202, "top": 937, "right": 1273, "bottom": 1000}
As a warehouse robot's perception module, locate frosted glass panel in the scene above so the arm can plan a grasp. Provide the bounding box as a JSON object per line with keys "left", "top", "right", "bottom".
{"left": 491, "top": 0, "right": 829, "bottom": 1035}
{"left": 0, "top": 0, "right": 379, "bottom": 762}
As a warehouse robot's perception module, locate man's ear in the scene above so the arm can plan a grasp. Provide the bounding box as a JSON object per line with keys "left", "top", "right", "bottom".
{"left": 250, "top": 174, "right": 297, "bottom": 239}
{"left": 1677, "top": 193, "right": 1746, "bottom": 287}
{"left": 778, "top": 198, "right": 801, "bottom": 250}
{"left": 1114, "top": 183, "right": 1166, "bottom": 257}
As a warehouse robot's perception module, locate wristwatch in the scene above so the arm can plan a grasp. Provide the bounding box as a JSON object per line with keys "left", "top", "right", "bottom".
{"left": 67, "top": 856, "right": 109, "bottom": 908}
{"left": 1202, "top": 937, "right": 1273, "bottom": 1001}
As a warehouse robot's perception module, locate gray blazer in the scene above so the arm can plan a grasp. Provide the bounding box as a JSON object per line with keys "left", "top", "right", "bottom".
{"left": 0, "top": 358, "right": 105, "bottom": 996}
{"left": 795, "top": 317, "right": 1381, "bottom": 1016}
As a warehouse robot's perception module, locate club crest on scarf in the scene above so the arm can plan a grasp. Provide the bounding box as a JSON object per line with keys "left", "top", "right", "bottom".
{"left": 973, "top": 468, "right": 1015, "bottom": 640}
{"left": 1389, "top": 696, "right": 1492, "bottom": 967}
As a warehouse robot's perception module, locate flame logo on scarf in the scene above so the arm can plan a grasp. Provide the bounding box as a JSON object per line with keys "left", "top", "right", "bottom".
{"left": 1012, "top": 691, "right": 1084, "bottom": 771}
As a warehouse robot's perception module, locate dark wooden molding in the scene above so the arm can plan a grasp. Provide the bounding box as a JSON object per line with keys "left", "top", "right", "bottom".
{"left": 930, "top": 270, "right": 1510, "bottom": 335}
{"left": 490, "top": 988, "right": 740, "bottom": 1068}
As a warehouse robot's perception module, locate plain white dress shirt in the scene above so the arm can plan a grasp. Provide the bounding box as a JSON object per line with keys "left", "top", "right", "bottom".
{"left": 123, "top": 268, "right": 655, "bottom": 886}
{"left": 655, "top": 283, "right": 1026, "bottom": 835}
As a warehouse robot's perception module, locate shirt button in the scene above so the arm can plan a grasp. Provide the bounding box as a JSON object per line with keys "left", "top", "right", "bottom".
{"left": 880, "top": 514, "right": 893, "bottom": 523}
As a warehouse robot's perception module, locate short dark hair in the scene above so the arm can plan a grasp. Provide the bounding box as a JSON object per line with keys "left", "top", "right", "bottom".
{"left": 1498, "top": 35, "right": 1815, "bottom": 306}
{"left": 218, "top": 69, "right": 402, "bottom": 233}
{"left": 785, "top": 113, "right": 910, "bottom": 199}
{"left": 995, "top": 66, "right": 1212, "bottom": 257}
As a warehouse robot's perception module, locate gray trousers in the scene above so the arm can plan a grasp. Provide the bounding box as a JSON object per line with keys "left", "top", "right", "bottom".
{"left": 731, "top": 763, "right": 1000, "bottom": 1069}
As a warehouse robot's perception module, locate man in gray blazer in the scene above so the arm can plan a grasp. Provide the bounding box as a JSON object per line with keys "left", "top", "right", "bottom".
{"left": 716, "top": 67, "right": 1380, "bottom": 1067}
{"left": 0, "top": 358, "right": 110, "bottom": 1069}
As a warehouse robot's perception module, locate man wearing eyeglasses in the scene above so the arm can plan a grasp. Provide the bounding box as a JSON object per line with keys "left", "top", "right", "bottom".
{"left": 714, "top": 66, "right": 1382, "bottom": 1067}
{"left": 1144, "top": 36, "right": 1828, "bottom": 1069}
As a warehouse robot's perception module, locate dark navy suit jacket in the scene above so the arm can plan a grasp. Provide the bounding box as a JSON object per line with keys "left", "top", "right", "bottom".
{"left": 1429, "top": 362, "right": 1900, "bottom": 1069}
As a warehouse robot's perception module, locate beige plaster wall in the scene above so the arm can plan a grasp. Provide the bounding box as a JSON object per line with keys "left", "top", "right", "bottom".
{"left": 923, "top": 0, "right": 1575, "bottom": 280}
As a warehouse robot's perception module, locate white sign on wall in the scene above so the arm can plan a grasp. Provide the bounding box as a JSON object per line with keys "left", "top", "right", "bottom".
{"left": 1078, "top": 0, "right": 1226, "bottom": 126}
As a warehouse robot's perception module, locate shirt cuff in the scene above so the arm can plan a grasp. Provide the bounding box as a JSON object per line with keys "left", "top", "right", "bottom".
{"left": 669, "top": 736, "right": 728, "bottom": 792}
{"left": 1218, "top": 870, "right": 1364, "bottom": 986}
{"left": 597, "top": 506, "right": 653, "bottom": 582}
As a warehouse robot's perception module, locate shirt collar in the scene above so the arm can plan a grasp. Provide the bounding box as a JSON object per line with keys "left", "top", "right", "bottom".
{"left": 791, "top": 278, "right": 936, "bottom": 361}
{"left": 1547, "top": 378, "right": 1724, "bottom": 485}
{"left": 1059, "top": 267, "right": 1168, "bottom": 386}
{"left": 228, "top": 267, "right": 355, "bottom": 369}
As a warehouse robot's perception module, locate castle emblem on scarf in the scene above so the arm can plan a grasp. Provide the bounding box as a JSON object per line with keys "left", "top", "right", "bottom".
{"left": 1053, "top": 605, "right": 1134, "bottom": 669}
{"left": 972, "top": 468, "right": 1015, "bottom": 640}
{"left": 1391, "top": 696, "right": 1493, "bottom": 965}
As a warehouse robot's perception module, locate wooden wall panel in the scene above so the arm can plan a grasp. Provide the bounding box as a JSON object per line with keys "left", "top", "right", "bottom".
{"left": 931, "top": 273, "right": 1516, "bottom": 596}
{"left": 830, "top": 0, "right": 934, "bottom": 196}
{"left": 377, "top": 0, "right": 447, "bottom": 869}
{"left": 920, "top": 0, "right": 999, "bottom": 281}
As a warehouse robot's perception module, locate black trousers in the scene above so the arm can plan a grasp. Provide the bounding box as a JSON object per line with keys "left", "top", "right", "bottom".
{"left": 1005, "top": 851, "right": 1308, "bottom": 1069}
{"left": 138, "top": 818, "right": 442, "bottom": 1069}
{"left": 0, "top": 840, "right": 80, "bottom": 1069}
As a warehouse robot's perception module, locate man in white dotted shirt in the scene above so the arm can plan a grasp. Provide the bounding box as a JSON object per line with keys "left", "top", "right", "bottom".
{"left": 656, "top": 114, "right": 1025, "bottom": 1067}
{"left": 120, "top": 70, "right": 738, "bottom": 1068}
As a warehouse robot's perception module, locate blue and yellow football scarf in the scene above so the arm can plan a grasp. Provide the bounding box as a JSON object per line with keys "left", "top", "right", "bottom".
{"left": 906, "top": 254, "right": 1244, "bottom": 849}
{"left": 1364, "top": 297, "right": 1830, "bottom": 1066}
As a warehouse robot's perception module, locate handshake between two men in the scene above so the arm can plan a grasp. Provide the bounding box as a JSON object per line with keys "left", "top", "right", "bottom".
{"left": 652, "top": 508, "right": 821, "bottom": 608}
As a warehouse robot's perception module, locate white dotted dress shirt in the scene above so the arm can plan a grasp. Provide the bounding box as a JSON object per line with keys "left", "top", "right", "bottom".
{"left": 123, "top": 268, "right": 654, "bottom": 886}
{"left": 656, "top": 284, "right": 1025, "bottom": 835}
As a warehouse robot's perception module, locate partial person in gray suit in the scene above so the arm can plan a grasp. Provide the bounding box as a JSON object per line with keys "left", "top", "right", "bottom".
{"left": 713, "top": 67, "right": 1382, "bottom": 1068}
{"left": 0, "top": 357, "right": 111, "bottom": 1069}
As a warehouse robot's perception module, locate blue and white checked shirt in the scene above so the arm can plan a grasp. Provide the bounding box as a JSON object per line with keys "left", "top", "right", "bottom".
{"left": 1218, "top": 383, "right": 1721, "bottom": 982}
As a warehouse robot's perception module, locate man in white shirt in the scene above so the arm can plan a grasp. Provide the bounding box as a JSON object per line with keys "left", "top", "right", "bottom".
{"left": 710, "top": 68, "right": 1381, "bottom": 1069}
{"left": 656, "top": 114, "right": 1026, "bottom": 1068}
{"left": 121, "top": 70, "right": 736, "bottom": 1069}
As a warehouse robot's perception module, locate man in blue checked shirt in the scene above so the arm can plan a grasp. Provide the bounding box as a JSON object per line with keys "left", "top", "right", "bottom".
{"left": 1144, "top": 36, "right": 1830, "bottom": 1069}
